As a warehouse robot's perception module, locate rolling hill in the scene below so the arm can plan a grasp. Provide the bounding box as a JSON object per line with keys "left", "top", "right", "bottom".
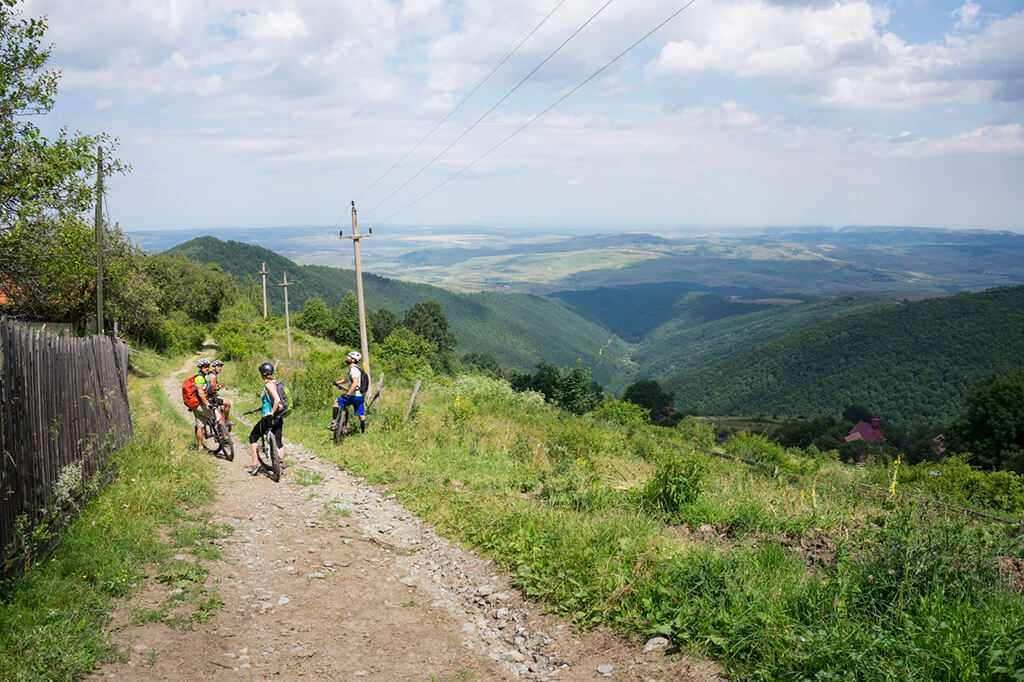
{"left": 165, "top": 237, "right": 634, "bottom": 392}
{"left": 665, "top": 286, "right": 1024, "bottom": 423}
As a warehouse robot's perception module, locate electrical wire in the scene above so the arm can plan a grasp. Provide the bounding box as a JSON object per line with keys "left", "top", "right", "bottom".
{"left": 363, "top": 0, "right": 618, "bottom": 220}
{"left": 353, "top": 0, "right": 569, "bottom": 205}
{"left": 379, "top": 0, "right": 702, "bottom": 224}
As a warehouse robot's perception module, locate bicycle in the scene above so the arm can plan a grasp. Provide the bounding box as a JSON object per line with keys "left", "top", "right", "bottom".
{"left": 200, "top": 401, "right": 234, "bottom": 461}
{"left": 330, "top": 381, "right": 354, "bottom": 445}
{"left": 242, "top": 408, "right": 282, "bottom": 482}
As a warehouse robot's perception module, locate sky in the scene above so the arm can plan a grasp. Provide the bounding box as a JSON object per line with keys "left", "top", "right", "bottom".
{"left": 21, "top": 0, "right": 1024, "bottom": 232}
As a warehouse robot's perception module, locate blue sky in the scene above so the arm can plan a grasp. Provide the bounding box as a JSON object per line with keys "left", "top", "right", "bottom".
{"left": 22, "top": 0, "right": 1024, "bottom": 232}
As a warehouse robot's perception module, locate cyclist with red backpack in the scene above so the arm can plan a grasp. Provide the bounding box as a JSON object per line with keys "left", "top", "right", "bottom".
{"left": 329, "top": 351, "right": 368, "bottom": 434}
{"left": 208, "top": 359, "right": 234, "bottom": 427}
{"left": 182, "top": 359, "right": 215, "bottom": 451}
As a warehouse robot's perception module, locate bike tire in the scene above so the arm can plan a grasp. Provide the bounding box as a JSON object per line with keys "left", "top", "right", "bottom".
{"left": 217, "top": 422, "right": 234, "bottom": 461}
{"left": 201, "top": 422, "right": 221, "bottom": 453}
{"left": 333, "top": 408, "right": 349, "bottom": 445}
{"left": 268, "top": 437, "right": 282, "bottom": 482}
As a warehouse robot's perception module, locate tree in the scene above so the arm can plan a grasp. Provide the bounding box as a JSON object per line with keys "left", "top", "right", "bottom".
{"left": 296, "top": 297, "right": 332, "bottom": 337}
{"left": 622, "top": 379, "right": 676, "bottom": 422}
{"left": 379, "top": 327, "right": 435, "bottom": 379}
{"left": 553, "top": 362, "right": 602, "bottom": 414}
{"left": 843, "top": 404, "right": 873, "bottom": 424}
{"left": 369, "top": 307, "right": 399, "bottom": 344}
{"left": 403, "top": 301, "right": 456, "bottom": 353}
{"left": 1, "top": 0, "right": 128, "bottom": 324}
{"left": 952, "top": 370, "right": 1024, "bottom": 472}
{"left": 332, "top": 291, "right": 361, "bottom": 347}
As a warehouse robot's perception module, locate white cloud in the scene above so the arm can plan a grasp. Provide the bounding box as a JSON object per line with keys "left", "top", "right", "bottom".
{"left": 953, "top": 0, "right": 981, "bottom": 31}
{"left": 235, "top": 9, "right": 308, "bottom": 41}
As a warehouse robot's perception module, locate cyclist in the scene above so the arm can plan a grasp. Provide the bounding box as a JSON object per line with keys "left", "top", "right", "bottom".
{"left": 207, "top": 359, "right": 234, "bottom": 427}
{"left": 329, "top": 350, "right": 366, "bottom": 434}
{"left": 191, "top": 359, "right": 215, "bottom": 451}
{"left": 248, "top": 361, "right": 285, "bottom": 476}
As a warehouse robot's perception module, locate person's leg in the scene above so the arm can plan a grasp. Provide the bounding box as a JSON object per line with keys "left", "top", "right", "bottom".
{"left": 354, "top": 396, "right": 366, "bottom": 433}
{"left": 273, "top": 420, "right": 285, "bottom": 467}
{"left": 194, "top": 410, "right": 204, "bottom": 450}
{"left": 248, "top": 419, "right": 265, "bottom": 473}
{"left": 222, "top": 398, "right": 232, "bottom": 422}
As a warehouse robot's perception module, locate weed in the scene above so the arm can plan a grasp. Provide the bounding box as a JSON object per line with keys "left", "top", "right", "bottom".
{"left": 292, "top": 469, "right": 326, "bottom": 486}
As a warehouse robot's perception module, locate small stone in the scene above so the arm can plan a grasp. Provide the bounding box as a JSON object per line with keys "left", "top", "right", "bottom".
{"left": 239, "top": 663, "right": 251, "bottom": 670}
{"left": 477, "top": 585, "right": 494, "bottom": 597}
{"left": 308, "top": 547, "right": 317, "bottom": 553}
{"left": 495, "top": 607, "right": 510, "bottom": 619}
{"left": 462, "top": 622, "right": 476, "bottom": 633}
{"left": 323, "top": 560, "right": 334, "bottom": 568}
{"left": 355, "top": 672, "right": 369, "bottom": 678}
{"left": 643, "top": 636, "right": 670, "bottom": 652}
{"left": 277, "top": 595, "right": 291, "bottom": 606}
{"left": 501, "top": 651, "right": 525, "bottom": 663}
{"left": 597, "top": 664, "right": 613, "bottom": 676}
{"left": 305, "top": 520, "right": 317, "bottom": 527}
{"left": 307, "top": 572, "right": 326, "bottom": 579}
{"left": 400, "top": 577, "right": 416, "bottom": 587}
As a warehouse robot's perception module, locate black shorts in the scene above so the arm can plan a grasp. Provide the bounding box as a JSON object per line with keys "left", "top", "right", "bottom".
{"left": 249, "top": 414, "right": 283, "bottom": 448}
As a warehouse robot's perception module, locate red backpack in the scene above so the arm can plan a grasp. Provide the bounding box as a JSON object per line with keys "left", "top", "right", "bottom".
{"left": 182, "top": 374, "right": 201, "bottom": 409}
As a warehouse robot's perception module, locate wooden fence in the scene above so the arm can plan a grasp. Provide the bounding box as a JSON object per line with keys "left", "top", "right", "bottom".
{"left": 0, "top": 317, "right": 133, "bottom": 575}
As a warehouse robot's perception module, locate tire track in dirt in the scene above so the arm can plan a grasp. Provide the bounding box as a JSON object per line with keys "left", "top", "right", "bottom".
{"left": 94, "top": 354, "right": 721, "bottom": 681}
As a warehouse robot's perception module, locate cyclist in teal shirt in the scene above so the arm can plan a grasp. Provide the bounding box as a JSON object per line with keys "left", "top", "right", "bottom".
{"left": 247, "top": 362, "right": 284, "bottom": 476}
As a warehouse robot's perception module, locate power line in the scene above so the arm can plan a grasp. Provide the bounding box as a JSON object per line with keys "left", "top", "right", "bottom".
{"left": 363, "top": 0, "right": 618, "bottom": 220}
{"left": 379, "top": 0, "right": 703, "bottom": 224}
{"left": 353, "top": 0, "right": 569, "bottom": 205}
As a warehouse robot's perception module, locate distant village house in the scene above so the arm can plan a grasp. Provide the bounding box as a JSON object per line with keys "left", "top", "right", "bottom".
{"left": 845, "top": 414, "right": 887, "bottom": 443}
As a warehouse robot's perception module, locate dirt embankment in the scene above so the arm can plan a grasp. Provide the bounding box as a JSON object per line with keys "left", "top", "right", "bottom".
{"left": 94, "top": 357, "right": 721, "bottom": 681}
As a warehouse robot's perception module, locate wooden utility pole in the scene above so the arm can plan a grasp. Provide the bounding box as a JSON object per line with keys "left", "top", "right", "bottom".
{"left": 94, "top": 147, "right": 104, "bottom": 335}
{"left": 279, "top": 270, "right": 292, "bottom": 357}
{"left": 258, "top": 262, "right": 269, "bottom": 318}
{"left": 340, "top": 201, "right": 372, "bottom": 381}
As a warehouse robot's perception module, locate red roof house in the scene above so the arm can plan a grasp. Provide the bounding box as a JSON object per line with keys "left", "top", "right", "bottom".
{"left": 845, "top": 414, "right": 887, "bottom": 442}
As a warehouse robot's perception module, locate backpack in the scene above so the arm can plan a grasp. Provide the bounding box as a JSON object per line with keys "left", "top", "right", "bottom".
{"left": 271, "top": 379, "right": 290, "bottom": 416}
{"left": 358, "top": 368, "right": 370, "bottom": 394}
{"left": 181, "top": 374, "right": 201, "bottom": 410}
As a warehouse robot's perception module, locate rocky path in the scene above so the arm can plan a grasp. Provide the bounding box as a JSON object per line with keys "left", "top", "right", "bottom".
{"left": 93, "top": 359, "right": 720, "bottom": 681}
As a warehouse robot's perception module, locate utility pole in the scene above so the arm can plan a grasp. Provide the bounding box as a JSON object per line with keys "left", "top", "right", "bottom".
{"left": 258, "top": 262, "right": 269, "bottom": 318}
{"left": 340, "top": 201, "right": 372, "bottom": 381}
{"left": 94, "top": 147, "right": 104, "bottom": 335}
{"left": 279, "top": 270, "right": 292, "bottom": 357}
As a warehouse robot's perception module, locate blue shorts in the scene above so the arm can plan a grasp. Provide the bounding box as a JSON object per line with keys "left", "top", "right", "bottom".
{"left": 336, "top": 394, "right": 365, "bottom": 417}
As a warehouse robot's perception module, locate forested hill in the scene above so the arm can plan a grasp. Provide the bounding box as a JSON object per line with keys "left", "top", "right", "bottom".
{"left": 165, "top": 237, "right": 633, "bottom": 391}
{"left": 668, "top": 286, "right": 1024, "bottom": 423}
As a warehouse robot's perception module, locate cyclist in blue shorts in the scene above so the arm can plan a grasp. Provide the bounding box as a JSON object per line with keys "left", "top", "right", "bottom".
{"left": 329, "top": 351, "right": 366, "bottom": 434}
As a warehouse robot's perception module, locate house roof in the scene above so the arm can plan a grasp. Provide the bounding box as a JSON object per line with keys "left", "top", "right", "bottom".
{"left": 845, "top": 417, "right": 887, "bottom": 442}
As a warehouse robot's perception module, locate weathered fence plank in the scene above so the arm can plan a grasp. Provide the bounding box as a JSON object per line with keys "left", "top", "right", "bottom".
{"left": 0, "top": 318, "right": 133, "bottom": 575}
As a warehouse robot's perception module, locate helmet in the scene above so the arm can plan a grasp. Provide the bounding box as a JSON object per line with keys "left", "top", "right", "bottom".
{"left": 347, "top": 351, "right": 362, "bottom": 362}
{"left": 211, "top": 359, "right": 223, "bottom": 367}
{"left": 258, "top": 361, "right": 274, "bottom": 377}
{"left": 197, "top": 358, "right": 211, "bottom": 368}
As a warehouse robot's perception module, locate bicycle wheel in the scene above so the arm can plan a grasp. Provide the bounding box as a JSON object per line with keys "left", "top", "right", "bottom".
{"left": 201, "top": 422, "right": 221, "bottom": 453}
{"left": 256, "top": 440, "right": 272, "bottom": 472}
{"left": 268, "top": 437, "right": 282, "bottom": 482}
{"left": 333, "top": 407, "right": 349, "bottom": 445}
{"left": 216, "top": 422, "right": 234, "bottom": 461}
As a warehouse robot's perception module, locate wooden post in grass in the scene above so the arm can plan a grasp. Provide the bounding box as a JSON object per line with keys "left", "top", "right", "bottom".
{"left": 403, "top": 379, "right": 421, "bottom": 423}
{"left": 340, "top": 201, "right": 373, "bottom": 384}
{"left": 279, "top": 270, "right": 292, "bottom": 357}
{"left": 94, "top": 147, "right": 104, "bottom": 335}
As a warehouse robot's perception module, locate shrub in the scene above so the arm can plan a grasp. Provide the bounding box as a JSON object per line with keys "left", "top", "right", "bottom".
{"left": 675, "top": 416, "right": 716, "bottom": 451}
{"left": 545, "top": 418, "right": 607, "bottom": 473}
{"left": 591, "top": 399, "right": 648, "bottom": 429}
{"left": 450, "top": 374, "right": 546, "bottom": 412}
{"left": 144, "top": 310, "right": 205, "bottom": 354}
{"left": 291, "top": 349, "right": 345, "bottom": 411}
{"left": 640, "top": 450, "right": 707, "bottom": 521}
{"left": 892, "top": 454, "right": 1024, "bottom": 514}
{"left": 724, "top": 431, "right": 786, "bottom": 466}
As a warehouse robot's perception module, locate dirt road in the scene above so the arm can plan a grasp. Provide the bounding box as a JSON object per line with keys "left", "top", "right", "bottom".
{"left": 93, "top": 359, "right": 720, "bottom": 681}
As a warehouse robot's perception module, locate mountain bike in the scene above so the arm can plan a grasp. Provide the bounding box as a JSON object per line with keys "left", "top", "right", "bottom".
{"left": 200, "top": 401, "right": 234, "bottom": 461}
{"left": 242, "top": 409, "right": 282, "bottom": 482}
{"left": 330, "top": 381, "right": 352, "bottom": 445}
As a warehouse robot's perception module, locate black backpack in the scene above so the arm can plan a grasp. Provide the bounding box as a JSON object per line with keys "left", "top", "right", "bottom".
{"left": 271, "top": 380, "right": 290, "bottom": 416}
{"left": 358, "top": 368, "right": 370, "bottom": 394}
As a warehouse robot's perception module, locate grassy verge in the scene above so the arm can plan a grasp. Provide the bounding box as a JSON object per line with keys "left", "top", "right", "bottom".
{"left": 274, "top": 364, "right": 1024, "bottom": 681}
{"left": 0, "top": 350, "right": 222, "bottom": 680}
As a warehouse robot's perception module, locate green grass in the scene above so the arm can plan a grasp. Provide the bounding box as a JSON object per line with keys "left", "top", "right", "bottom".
{"left": 0, "top": 350, "right": 223, "bottom": 680}
{"left": 272, "top": 359, "right": 1024, "bottom": 681}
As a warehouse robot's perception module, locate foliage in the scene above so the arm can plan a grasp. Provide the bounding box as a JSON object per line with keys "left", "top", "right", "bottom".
{"left": 870, "top": 454, "right": 1024, "bottom": 515}
{"left": 368, "top": 307, "right": 399, "bottom": 343}
{"left": 402, "top": 300, "right": 456, "bottom": 353}
{"left": 667, "top": 287, "right": 1024, "bottom": 424}
{"left": 295, "top": 296, "right": 333, "bottom": 337}
{"left": 0, "top": 0, "right": 130, "bottom": 328}
{"left": 590, "top": 398, "right": 649, "bottom": 429}
{"left": 552, "top": 362, "right": 602, "bottom": 415}
{"left": 675, "top": 416, "right": 716, "bottom": 451}
{"left": 143, "top": 310, "right": 206, "bottom": 354}
{"left": 640, "top": 450, "right": 707, "bottom": 521}
{"left": 212, "top": 300, "right": 270, "bottom": 360}
{"left": 378, "top": 327, "right": 435, "bottom": 380}
{"left": 460, "top": 351, "right": 504, "bottom": 377}
{"left": 450, "top": 374, "right": 546, "bottom": 412}
{"left": 144, "top": 254, "right": 237, "bottom": 324}
{"left": 332, "top": 291, "right": 362, "bottom": 347}
{"left": 622, "top": 379, "right": 675, "bottom": 422}
{"left": 951, "top": 369, "right": 1024, "bottom": 472}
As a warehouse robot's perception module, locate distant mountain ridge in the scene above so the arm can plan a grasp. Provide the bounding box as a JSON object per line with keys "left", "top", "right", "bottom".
{"left": 165, "top": 237, "right": 633, "bottom": 392}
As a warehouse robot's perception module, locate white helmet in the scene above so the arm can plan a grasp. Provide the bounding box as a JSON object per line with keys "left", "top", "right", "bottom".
{"left": 347, "top": 351, "right": 362, "bottom": 362}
